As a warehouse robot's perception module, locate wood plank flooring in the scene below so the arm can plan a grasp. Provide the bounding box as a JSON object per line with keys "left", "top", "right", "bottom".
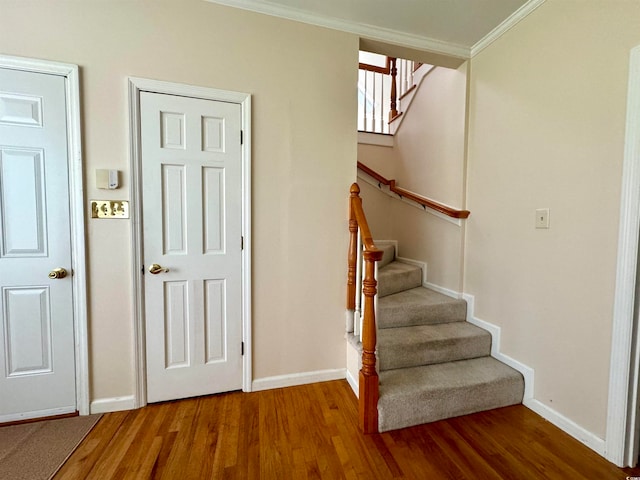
{"left": 56, "top": 380, "right": 640, "bottom": 479}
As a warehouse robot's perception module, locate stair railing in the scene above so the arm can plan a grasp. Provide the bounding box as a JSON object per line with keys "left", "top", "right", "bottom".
{"left": 347, "top": 183, "right": 383, "bottom": 434}
{"left": 398, "top": 58, "right": 415, "bottom": 98}
{"left": 358, "top": 55, "right": 417, "bottom": 134}
{"left": 358, "top": 57, "right": 393, "bottom": 134}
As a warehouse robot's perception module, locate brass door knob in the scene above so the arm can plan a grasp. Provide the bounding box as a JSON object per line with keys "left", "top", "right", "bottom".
{"left": 148, "top": 263, "right": 169, "bottom": 275}
{"left": 48, "top": 268, "right": 67, "bottom": 279}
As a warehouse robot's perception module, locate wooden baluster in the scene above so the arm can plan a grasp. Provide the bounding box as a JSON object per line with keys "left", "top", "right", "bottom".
{"left": 389, "top": 57, "right": 398, "bottom": 121}
{"left": 359, "top": 248, "right": 383, "bottom": 434}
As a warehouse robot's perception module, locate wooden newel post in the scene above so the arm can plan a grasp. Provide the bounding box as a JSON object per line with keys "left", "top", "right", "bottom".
{"left": 389, "top": 57, "right": 398, "bottom": 121}
{"left": 359, "top": 248, "right": 383, "bottom": 434}
{"left": 347, "top": 184, "right": 360, "bottom": 311}
{"left": 347, "top": 182, "right": 383, "bottom": 433}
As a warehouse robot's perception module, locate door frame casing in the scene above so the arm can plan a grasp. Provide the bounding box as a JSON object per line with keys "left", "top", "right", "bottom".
{"left": 128, "top": 77, "right": 253, "bottom": 408}
{"left": 0, "top": 54, "right": 89, "bottom": 416}
{"left": 607, "top": 44, "right": 640, "bottom": 467}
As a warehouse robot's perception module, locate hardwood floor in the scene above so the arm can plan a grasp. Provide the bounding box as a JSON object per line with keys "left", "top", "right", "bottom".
{"left": 56, "top": 380, "right": 640, "bottom": 479}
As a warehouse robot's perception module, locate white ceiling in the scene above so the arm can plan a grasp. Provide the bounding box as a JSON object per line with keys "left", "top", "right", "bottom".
{"left": 205, "top": 0, "right": 543, "bottom": 59}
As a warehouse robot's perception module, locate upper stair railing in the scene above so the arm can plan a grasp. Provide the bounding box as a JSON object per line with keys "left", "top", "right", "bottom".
{"left": 347, "top": 183, "right": 383, "bottom": 434}
{"left": 358, "top": 53, "right": 415, "bottom": 134}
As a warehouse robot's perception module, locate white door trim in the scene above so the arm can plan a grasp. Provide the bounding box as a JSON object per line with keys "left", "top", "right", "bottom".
{"left": 128, "top": 77, "right": 252, "bottom": 408}
{"left": 0, "top": 54, "right": 89, "bottom": 416}
{"left": 607, "top": 44, "right": 640, "bottom": 467}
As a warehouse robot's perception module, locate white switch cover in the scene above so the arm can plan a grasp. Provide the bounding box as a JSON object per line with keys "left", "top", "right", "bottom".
{"left": 535, "top": 208, "right": 550, "bottom": 229}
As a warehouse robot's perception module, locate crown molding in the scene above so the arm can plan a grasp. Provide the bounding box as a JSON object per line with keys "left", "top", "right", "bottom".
{"left": 471, "top": 0, "right": 546, "bottom": 57}
{"left": 204, "top": 0, "right": 469, "bottom": 59}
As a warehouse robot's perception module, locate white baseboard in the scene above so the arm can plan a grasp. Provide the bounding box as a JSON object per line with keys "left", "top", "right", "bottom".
{"left": 525, "top": 398, "right": 606, "bottom": 456}
{"left": 251, "top": 368, "right": 346, "bottom": 392}
{"left": 357, "top": 131, "right": 394, "bottom": 147}
{"left": 462, "top": 292, "right": 606, "bottom": 457}
{"left": 395, "top": 256, "right": 461, "bottom": 300}
{"left": 346, "top": 369, "right": 359, "bottom": 397}
{"left": 90, "top": 395, "right": 136, "bottom": 414}
{"left": 426, "top": 282, "right": 462, "bottom": 300}
{"left": 463, "top": 293, "right": 534, "bottom": 400}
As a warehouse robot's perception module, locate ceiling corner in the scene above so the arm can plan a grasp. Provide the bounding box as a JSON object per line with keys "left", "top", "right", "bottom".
{"left": 470, "top": 0, "right": 546, "bottom": 58}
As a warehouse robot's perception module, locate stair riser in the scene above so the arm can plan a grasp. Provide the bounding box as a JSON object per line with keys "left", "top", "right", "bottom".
{"left": 378, "top": 269, "right": 422, "bottom": 297}
{"left": 378, "top": 244, "right": 396, "bottom": 269}
{"left": 378, "top": 333, "right": 491, "bottom": 371}
{"left": 378, "top": 303, "right": 467, "bottom": 328}
{"left": 378, "top": 375, "right": 524, "bottom": 432}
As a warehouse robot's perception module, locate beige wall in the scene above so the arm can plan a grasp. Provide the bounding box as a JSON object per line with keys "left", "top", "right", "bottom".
{"left": 465, "top": 0, "right": 640, "bottom": 437}
{"left": 357, "top": 60, "right": 468, "bottom": 291}
{"left": 357, "top": 181, "right": 395, "bottom": 240}
{"left": 390, "top": 202, "right": 464, "bottom": 291}
{"left": 357, "top": 142, "right": 397, "bottom": 179}
{"left": 395, "top": 63, "right": 468, "bottom": 207}
{"left": 0, "top": 0, "right": 358, "bottom": 401}
{"left": 359, "top": 182, "right": 465, "bottom": 292}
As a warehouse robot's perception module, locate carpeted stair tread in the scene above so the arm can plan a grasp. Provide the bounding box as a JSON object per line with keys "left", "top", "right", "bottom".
{"left": 378, "top": 244, "right": 396, "bottom": 269}
{"left": 378, "top": 287, "right": 467, "bottom": 329}
{"left": 378, "top": 357, "right": 524, "bottom": 432}
{"left": 377, "top": 262, "right": 422, "bottom": 298}
{"left": 378, "top": 322, "right": 491, "bottom": 371}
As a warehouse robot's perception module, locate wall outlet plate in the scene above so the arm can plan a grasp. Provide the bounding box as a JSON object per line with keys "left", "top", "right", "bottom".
{"left": 91, "top": 200, "right": 129, "bottom": 219}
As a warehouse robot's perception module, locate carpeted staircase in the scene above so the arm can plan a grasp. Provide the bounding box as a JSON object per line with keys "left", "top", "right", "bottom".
{"left": 373, "top": 244, "right": 524, "bottom": 432}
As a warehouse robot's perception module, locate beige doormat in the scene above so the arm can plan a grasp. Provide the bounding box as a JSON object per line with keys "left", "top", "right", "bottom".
{"left": 0, "top": 414, "right": 102, "bottom": 480}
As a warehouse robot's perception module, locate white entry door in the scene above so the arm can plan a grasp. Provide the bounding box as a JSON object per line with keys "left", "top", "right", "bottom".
{"left": 141, "top": 92, "right": 243, "bottom": 403}
{"left": 0, "top": 68, "right": 76, "bottom": 421}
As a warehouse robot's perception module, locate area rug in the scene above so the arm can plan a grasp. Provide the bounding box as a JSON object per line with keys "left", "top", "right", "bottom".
{"left": 0, "top": 414, "right": 102, "bottom": 480}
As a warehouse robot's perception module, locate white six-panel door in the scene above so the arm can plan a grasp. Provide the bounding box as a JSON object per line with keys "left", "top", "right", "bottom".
{"left": 141, "top": 92, "right": 243, "bottom": 402}
{"left": 0, "top": 67, "right": 76, "bottom": 421}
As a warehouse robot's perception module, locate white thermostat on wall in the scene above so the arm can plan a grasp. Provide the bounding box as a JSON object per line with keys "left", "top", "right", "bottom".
{"left": 96, "top": 169, "right": 119, "bottom": 189}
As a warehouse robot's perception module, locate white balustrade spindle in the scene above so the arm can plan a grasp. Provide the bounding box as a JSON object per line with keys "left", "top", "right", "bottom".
{"left": 355, "top": 229, "right": 363, "bottom": 340}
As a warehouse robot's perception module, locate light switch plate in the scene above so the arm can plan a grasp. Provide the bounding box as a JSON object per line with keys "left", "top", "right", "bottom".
{"left": 535, "top": 208, "right": 550, "bottom": 229}
{"left": 91, "top": 200, "right": 129, "bottom": 219}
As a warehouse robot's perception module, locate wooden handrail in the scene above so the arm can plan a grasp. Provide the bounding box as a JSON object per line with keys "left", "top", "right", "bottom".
{"left": 357, "top": 162, "right": 471, "bottom": 219}
{"left": 359, "top": 56, "right": 391, "bottom": 75}
{"left": 357, "top": 162, "right": 389, "bottom": 186}
{"left": 347, "top": 183, "right": 383, "bottom": 434}
{"left": 398, "top": 84, "right": 417, "bottom": 102}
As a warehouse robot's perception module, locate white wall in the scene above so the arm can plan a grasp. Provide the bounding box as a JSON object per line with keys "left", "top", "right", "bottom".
{"left": 0, "top": 0, "right": 358, "bottom": 402}
{"left": 465, "top": 0, "right": 640, "bottom": 438}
